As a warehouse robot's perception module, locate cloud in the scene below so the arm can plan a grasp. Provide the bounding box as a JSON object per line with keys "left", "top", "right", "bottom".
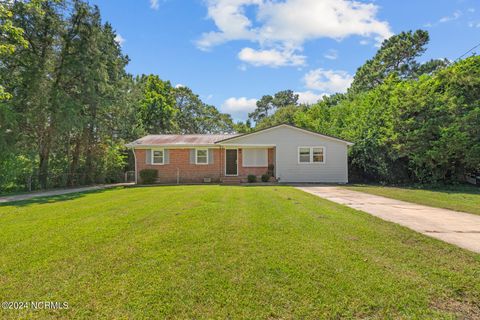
{"left": 304, "top": 68, "right": 353, "bottom": 93}
{"left": 150, "top": 0, "right": 159, "bottom": 10}
{"left": 197, "top": 0, "right": 392, "bottom": 67}
{"left": 324, "top": 49, "right": 338, "bottom": 60}
{"left": 114, "top": 34, "right": 125, "bottom": 46}
{"left": 295, "top": 91, "right": 327, "bottom": 104}
{"left": 221, "top": 97, "right": 258, "bottom": 120}
{"left": 175, "top": 84, "right": 185, "bottom": 88}
{"left": 439, "top": 10, "right": 462, "bottom": 23}
{"left": 426, "top": 10, "right": 463, "bottom": 27}
{"left": 238, "top": 47, "right": 306, "bottom": 67}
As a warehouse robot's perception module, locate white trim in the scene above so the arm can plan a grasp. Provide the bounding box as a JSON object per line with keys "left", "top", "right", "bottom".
{"left": 216, "top": 124, "right": 354, "bottom": 146}
{"left": 151, "top": 148, "right": 165, "bottom": 165}
{"left": 297, "top": 146, "right": 326, "bottom": 164}
{"left": 195, "top": 148, "right": 209, "bottom": 165}
{"left": 224, "top": 148, "right": 238, "bottom": 176}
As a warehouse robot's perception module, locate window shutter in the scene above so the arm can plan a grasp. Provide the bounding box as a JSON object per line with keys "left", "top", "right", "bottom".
{"left": 145, "top": 149, "right": 152, "bottom": 164}
{"left": 208, "top": 149, "right": 214, "bottom": 164}
{"left": 164, "top": 149, "right": 170, "bottom": 164}
{"left": 190, "top": 149, "right": 196, "bottom": 164}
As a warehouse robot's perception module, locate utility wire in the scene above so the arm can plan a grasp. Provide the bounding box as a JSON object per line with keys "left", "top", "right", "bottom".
{"left": 453, "top": 41, "right": 480, "bottom": 63}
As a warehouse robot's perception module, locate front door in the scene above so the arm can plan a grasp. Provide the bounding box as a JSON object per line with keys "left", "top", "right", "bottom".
{"left": 225, "top": 149, "right": 238, "bottom": 176}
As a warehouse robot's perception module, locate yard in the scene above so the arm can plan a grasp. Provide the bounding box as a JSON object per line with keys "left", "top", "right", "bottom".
{"left": 343, "top": 184, "right": 480, "bottom": 215}
{"left": 1, "top": 186, "right": 479, "bottom": 319}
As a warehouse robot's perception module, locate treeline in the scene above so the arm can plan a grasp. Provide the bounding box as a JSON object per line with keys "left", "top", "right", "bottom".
{"left": 247, "top": 31, "right": 479, "bottom": 184}
{"left": 0, "top": 0, "right": 234, "bottom": 192}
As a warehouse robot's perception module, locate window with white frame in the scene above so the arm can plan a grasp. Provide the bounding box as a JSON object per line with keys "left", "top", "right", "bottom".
{"left": 298, "top": 147, "right": 325, "bottom": 164}
{"left": 196, "top": 149, "right": 208, "bottom": 164}
{"left": 242, "top": 148, "right": 268, "bottom": 167}
{"left": 312, "top": 147, "right": 324, "bottom": 163}
{"left": 298, "top": 147, "right": 311, "bottom": 163}
{"left": 152, "top": 149, "right": 164, "bottom": 164}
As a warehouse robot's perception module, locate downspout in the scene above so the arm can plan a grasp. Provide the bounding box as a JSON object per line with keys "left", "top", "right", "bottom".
{"left": 131, "top": 147, "right": 138, "bottom": 184}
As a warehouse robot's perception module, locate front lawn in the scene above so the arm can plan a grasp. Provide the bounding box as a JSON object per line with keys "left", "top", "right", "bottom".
{"left": 344, "top": 184, "right": 480, "bottom": 215}
{"left": 1, "top": 186, "right": 479, "bottom": 319}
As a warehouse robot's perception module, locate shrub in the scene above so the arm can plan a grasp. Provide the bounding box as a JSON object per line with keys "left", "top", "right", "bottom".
{"left": 261, "top": 174, "right": 270, "bottom": 182}
{"left": 247, "top": 174, "right": 257, "bottom": 183}
{"left": 140, "top": 169, "right": 158, "bottom": 184}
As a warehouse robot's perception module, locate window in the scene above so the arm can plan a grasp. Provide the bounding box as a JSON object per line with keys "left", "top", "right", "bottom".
{"left": 242, "top": 148, "right": 268, "bottom": 167}
{"left": 299, "top": 147, "right": 311, "bottom": 163}
{"left": 196, "top": 149, "right": 208, "bottom": 164}
{"left": 298, "top": 147, "right": 325, "bottom": 164}
{"left": 152, "top": 149, "right": 164, "bottom": 164}
{"left": 312, "top": 147, "right": 324, "bottom": 163}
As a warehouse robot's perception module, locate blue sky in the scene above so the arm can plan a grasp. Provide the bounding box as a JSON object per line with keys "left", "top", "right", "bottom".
{"left": 89, "top": 0, "right": 480, "bottom": 121}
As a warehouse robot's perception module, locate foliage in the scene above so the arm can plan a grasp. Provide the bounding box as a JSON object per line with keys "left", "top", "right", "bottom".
{"left": 349, "top": 30, "right": 448, "bottom": 94}
{"left": 261, "top": 174, "right": 270, "bottom": 182}
{"left": 249, "top": 30, "right": 478, "bottom": 184}
{"left": 247, "top": 174, "right": 257, "bottom": 183}
{"left": 0, "top": 0, "right": 235, "bottom": 193}
{"left": 139, "top": 169, "right": 158, "bottom": 184}
{"left": 248, "top": 90, "right": 299, "bottom": 123}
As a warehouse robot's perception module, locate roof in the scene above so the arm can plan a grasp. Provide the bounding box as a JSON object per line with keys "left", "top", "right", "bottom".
{"left": 126, "top": 124, "right": 353, "bottom": 148}
{"left": 216, "top": 124, "right": 354, "bottom": 146}
{"left": 126, "top": 134, "right": 239, "bottom": 147}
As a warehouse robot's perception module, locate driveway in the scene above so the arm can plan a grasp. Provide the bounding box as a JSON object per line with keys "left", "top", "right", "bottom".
{"left": 0, "top": 183, "right": 134, "bottom": 204}
{"left": 296, "top": 185, "right": 480, "bottom": 254}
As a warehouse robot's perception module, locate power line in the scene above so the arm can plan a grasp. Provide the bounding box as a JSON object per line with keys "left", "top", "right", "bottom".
{"left": 454, "top": 41, "right": 480, "bottom": 63}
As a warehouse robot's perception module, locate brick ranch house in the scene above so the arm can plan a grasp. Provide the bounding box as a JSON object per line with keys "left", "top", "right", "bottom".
{"left": 126, "top": 124, "right": 353, "bottom": 184}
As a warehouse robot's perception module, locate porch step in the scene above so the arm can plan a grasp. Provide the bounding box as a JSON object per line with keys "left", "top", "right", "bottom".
{"left": 221, "top": 177, "right": 242, "bottom": 185}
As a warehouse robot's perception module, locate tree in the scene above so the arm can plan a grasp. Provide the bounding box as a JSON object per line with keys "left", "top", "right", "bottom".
{"left": 138, "top": 75, "right": 176, "bottom": 134}
{"left": 248, "top": 90, "right": 299, "bottom": 123}
{"left": 349, "top": 30, "right": 446, "bottom": 94}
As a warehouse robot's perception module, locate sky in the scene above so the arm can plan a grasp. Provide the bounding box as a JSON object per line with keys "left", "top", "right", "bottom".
{"left": 89, "top": 0, "right": 480, "bottom": 121}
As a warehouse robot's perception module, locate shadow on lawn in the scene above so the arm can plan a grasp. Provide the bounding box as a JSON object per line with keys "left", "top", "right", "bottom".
{"left": 353, "top": 183, "right": 480, "bottom": 195}
{"left": 0, "top": 188, "right": 120, "bottom": 208}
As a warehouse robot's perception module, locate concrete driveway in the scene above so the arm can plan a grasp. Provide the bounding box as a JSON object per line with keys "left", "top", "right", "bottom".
{"left": 296, "top": 185, "right": 480, "bottom": 254}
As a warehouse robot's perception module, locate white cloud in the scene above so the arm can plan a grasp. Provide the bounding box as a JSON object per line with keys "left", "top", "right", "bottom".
{"left": 175, "top": 84, "right": 185, "bottom": 88}
{"left": 439, "top": 10, "right": 462, "bottom": 23}
{"left": 150, "top": 0, "right": 159, "bottom": 10}
{"left": 197, "top": 0, "right": 392, "bottom": 67}
{"left": 221, "top": 97, "right": 258, "bottom": 120}
{"left": 359, "top": 39, "right": 369, "bottom": 45}
{"left": 295, "top": 91, "right": 327, "bottom": 104}
{"left": 304, "top": 68, "right": 353, "bottom": 93}
{"left": 114, "top": 34, "right": 125, "bottom": 46}
{"left": 238, "top": 47, "right": 306, "bottom": 67}
{"left": 324, "top": 49, "right": 338, "bottom": 60}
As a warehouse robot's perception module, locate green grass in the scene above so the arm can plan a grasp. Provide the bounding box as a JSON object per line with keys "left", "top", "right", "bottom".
{"left": 0, "top": 186, "right": 479, "bottom": 319}
{"left": 344, "top": 184, "right": 480, "bottom": 215}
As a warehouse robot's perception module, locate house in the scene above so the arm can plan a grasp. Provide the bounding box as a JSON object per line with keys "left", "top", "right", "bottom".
{"left": 126, "top": 124, "right": 353, "bottom": 184}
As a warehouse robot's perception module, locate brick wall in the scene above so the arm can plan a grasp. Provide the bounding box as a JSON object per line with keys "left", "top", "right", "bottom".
{"left": 134, "top": 147, "right": 275, "bottom": 184}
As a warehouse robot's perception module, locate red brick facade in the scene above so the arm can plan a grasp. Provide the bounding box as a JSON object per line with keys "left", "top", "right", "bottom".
{"left": 134, "top": 147, "right": 274, "bottom": 184}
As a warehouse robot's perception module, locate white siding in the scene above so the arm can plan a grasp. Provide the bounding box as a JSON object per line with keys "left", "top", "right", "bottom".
{"left": 222, "top": 126, "right": 349, "bottom": 183}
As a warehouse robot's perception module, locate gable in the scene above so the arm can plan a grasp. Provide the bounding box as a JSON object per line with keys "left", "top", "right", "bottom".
{"left": 217, "top": 124, "right": 353, "bottom": 146}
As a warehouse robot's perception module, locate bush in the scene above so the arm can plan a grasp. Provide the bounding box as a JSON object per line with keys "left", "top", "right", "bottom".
{"left": 247, "top": 174, "right": 257, "bottom": 183}
{"left": 261, "top": 174, "right": 270, "bottom": 182}
{"left": 140, "top": 169, "right": 158, "bottom": 184}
